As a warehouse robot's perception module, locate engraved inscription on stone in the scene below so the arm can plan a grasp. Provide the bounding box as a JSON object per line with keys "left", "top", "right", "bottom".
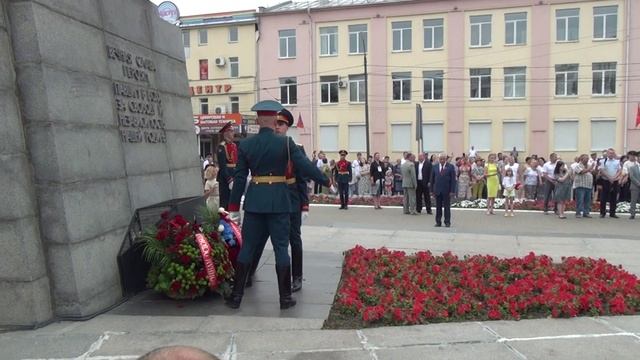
{"left": 107, "top": 45, "right": 166, "bottom": 144}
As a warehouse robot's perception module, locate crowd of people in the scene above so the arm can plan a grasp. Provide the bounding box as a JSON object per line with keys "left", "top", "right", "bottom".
{"left": 305, "top": 147, "right": 640, "bottom": 220}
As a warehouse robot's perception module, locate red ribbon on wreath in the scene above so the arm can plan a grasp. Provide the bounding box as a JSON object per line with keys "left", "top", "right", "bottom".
{"left": 194, "top": 233, "right": 218, "bottom": 289}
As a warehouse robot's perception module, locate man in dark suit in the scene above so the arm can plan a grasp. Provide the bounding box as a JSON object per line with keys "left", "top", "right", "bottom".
{"left": 226, "top": 100, "right": 329, "bottom": 310}
{"left": 415, "top": 152, "right": 432, "bottom": 214}
{"left": 431, "top": 153, "right": 456, "bottom": 227}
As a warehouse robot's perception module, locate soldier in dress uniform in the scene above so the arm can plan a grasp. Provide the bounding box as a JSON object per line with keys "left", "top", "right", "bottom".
{"left": 226, "top": 101, "right": 329, "bottom": 310}
{"left": 245, "top": 109, "right": 309, "bottom": 292}
{"left": 216, "top": 121, "right": 237, "bottom": 210}
{"left": 334, "top": 150, "right": 352, "bottom": 209}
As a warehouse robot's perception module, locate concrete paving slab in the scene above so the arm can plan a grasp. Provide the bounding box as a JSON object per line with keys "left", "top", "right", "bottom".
{"left": 92, "top": 332, "right": 231, "bottom": 357}
{"left": 375, "top": 343, "right": 519, "bottom": 360}
{"left": 0, "top": 333, "right": 97, "bottom": 359}
{"left": 235, "top": 329, "right": 362, "bottom": 353}
{"left": 595, "top": 316, "right": 640, "bottom": 334}
{"left": 362, "top": 322, "right": 494, "bottom": 347}
{"left": 509, "top": 336, "right": 640, "bottom": 359}
{"left": 236, "top": 349, "right": 372, "bottom": 360}
{"left": 68, "top": 314, "right": 206, "bottom": 335}
{"left": 485, "top": 317, "right": 615, "bottom": 338}
{"left": 199, "top": 315, "right": 323, "bottom": 333}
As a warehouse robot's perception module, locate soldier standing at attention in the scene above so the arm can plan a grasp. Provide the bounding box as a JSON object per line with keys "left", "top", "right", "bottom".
{"left": 246, "top": 108, "right": 309, "bottom": 292}
{"left": 334, "top": 150, "right": 352, "bottom": 210}
{"left": 216, "top": 122, "right": 237, "bottom": 210}
{"left": 226, "top": 101, "right": 329, "bottom": 310}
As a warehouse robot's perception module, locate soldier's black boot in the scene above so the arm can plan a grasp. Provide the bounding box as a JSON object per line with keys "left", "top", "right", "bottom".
{"left": 276, "top": 265, "right": 296, "bottom": 309}
{"left": 225, "top": 262, "right": 250, "bottom": 309}
{"left": 291, "top": 247, "right": 303, "bottom": 293}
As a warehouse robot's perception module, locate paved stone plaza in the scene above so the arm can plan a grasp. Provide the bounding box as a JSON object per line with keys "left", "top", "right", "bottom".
{"left": 1, "top": 206, "right": 639, "bottom": 359}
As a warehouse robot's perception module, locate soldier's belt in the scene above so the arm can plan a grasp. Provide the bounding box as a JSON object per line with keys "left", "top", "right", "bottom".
{"left": 251, "top": 176, "right": 286, "bottom": 184}
{"left": 285, "top": 178, "right": 296, "bottom": 185}
{"left": 338, "top": 171, "right": 350, "bottom": 174}
{"left": 226, "top": 164, "right": 236, "bottom": 168}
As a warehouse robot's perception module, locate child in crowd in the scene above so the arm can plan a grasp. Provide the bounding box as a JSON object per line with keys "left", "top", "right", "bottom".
{"left": 384, "top": 168, "right": 393, "bottom": 196}
{"left": 204, "top": 164, "right": 219, "bottom": 211}
{"left": 502, "top": 168, "right": 516, "bottom": 217}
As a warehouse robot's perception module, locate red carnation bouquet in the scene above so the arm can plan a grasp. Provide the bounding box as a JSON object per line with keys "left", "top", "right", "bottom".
{"left": 142, "top": 208, "right": 235, "bottom": 299}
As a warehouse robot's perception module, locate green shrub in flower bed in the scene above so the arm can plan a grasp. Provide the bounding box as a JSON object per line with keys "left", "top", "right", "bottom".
{"left": 324, "top": 246, "right": 640, "bottom": 329}
{"left": 310, "top": 194, "right": 638, "bottom": 213}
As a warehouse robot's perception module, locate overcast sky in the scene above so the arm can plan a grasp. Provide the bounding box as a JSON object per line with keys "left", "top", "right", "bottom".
{"left": 150, "top": 0, "right": 283, "bottom": 16}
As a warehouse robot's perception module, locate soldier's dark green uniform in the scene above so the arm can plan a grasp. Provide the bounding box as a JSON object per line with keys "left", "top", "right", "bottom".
{"left": 226, "top": 101, "right": 328, "bottom": 310}
{"left": 334, "top": 150, "right": 353, "bottom": 209}
{"left": 247, "top": 109, "right": 309, "bottom": 292}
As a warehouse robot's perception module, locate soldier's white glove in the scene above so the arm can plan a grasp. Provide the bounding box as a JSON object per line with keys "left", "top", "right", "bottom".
{"left": 229, "top": 211, "right": 241, "bottom": 225}
{"left": 228, "top": 181, "right": 234, "bottom": 190}
{"left": 301, "top": 211, "right": 309, "bottom": 222}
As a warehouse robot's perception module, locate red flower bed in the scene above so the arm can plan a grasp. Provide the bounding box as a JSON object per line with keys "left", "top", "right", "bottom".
{"left": 327, "top": 246, "right": 640, "bottom": 328}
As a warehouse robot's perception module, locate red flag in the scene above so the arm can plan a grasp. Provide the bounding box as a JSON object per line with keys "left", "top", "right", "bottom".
{"left": 636, "top": 104, "right": 640, "bottom": 127}
{"left": 297, "top": 113, "right": 304, "bottom": 128}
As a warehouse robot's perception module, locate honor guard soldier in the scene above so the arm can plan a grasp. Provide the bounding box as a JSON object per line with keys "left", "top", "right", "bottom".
{"left": 226, "top": 101, "right": 329, "bottom": 310}
{"left": 247, "top": 108, "right": 309, "bottom": 292}
{"left": 334, "top": 150, "right": 352, "bottom": 209}
{"left": 217, "top": 121, "right": 237, "bottom": 210}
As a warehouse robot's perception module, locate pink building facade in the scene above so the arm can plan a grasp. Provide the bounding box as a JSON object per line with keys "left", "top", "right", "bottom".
{"left": 257, "top": 0, "right": 640, "bottom": 158}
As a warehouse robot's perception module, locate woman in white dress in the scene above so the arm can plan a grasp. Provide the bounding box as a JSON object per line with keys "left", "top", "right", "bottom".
{"left": 358, "top": 157, "right": 371, "bottom": 195}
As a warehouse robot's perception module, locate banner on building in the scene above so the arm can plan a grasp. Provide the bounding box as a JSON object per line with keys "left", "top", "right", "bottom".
{"left": 195, "top": 113, "right": 242, "bottom": 134}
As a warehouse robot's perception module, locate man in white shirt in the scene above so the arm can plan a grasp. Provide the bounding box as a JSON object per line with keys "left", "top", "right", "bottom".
{"left": 350, "top": 152, "right": 362, "bottom": 196}
{"left": 542, "top": 153, "right": 558, "bottom": 214}
{"left": 599, "top": 148, "right": 621, "bottom": 218}
{"left": 202, "top": 154, "right": 213, "bottom": 170}
{"left": 468, "top": 146, "right": 477, "bottom": 159}
{"left": 400, "top": 151, "right": 408, "bottom": 165}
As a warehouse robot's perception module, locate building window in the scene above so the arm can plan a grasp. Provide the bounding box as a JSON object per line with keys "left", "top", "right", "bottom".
{"left": 504, "top": 67, "right": 526, "bottom": 98}
{"left": 320, "top": 26, "right": 338, "bottom": 56}
{"left": 470, "top": 15, "right": 491, "bottom": 47}
{"left": 423, "top": 70, "right": 443, "bottom": 101}
{"left": 556, "top": 9, "right": 579, "bottom": 42}
{"left": 279, "top": 29, "right": 296, "bottom": 58}
{"left": 319, "top": 125, "right": 339, "bottom": 151}
{"left": 198, "top": 29, "right": 208, "bottom": 45}
{"left": 348, "top": 125, "right": 366, "bottom": 152}
{"left": 280, "top": 77, "right": 297, "bottom": 105}
{"left": 591, "top": 119, "right": 616, "bottom": 150}
{"left": 230, "top": 96, "right": 239, "bottom": 113}
{"left": 505, "top": 12, "right": 527, "bottom": 45}
{"left": 594, "top": 6, "right": 618, "bottom": 40}
{"left": 347, "top": 24, "right": 367, "bottom": 54}
{"left": 555, "top": 64, "right": 579, "bottom": 96}
{"left": 392, "top": 72, "right": 411, "bottom": 101}
{"left": 392, "top": 21, "right": 412, "bottom": 52}
{"left": 502, "top": 121, "right": 525, "bottom": 151}
{"left": 199, "top": 98, "right": 208, "bottom": 114}
{"left": 229, "top": 57, "right": 239, "bottom": 78}
{"left": 422, "top": 122, "right": 444, "bottom": 153}
{"left": 348, "top": 74, "right": 365, "bottom": 103}
{"left": 199, "top": 59, "right": 208, "bottom": 80}
{"left": 469, "top": 122, "right": 492, "bottom": 151}
{"left": 470, "top": 68, "right": 491, "bottom": 99}
{"left": 423, "top": 18, "right": 444, "bottom": 50}
{"left": 554, "top": 120, "right": 579, "bottom": 151}
{"left": 391, "top": 124, "right": 411, "bottom": 152}
{"left": 592, "top": 62, "right": 616, "bottom": 96}
{"left": 228, "top": 26, "right": 238, "bottom": 42}
{"left": 182, "top": 31, "right": 190, "bottom": 47}
{"left": 320, "top": 76, "right": 339, "bottom": 104}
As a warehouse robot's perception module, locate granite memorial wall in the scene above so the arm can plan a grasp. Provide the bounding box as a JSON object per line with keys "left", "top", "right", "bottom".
{"left": 0, "top": 0, "right": 201, "bottom": 327}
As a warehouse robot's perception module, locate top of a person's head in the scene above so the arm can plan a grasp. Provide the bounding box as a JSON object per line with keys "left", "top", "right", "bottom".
{"left": 138, "top": 346, "right": 220, "bottom": 360}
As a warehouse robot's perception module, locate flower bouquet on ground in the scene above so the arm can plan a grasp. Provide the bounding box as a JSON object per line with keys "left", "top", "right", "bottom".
{"left": 142, "top": 207, "right": 238, "bottom": 299}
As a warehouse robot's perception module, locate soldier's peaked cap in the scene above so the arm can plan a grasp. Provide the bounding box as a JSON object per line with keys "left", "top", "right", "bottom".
{"left": 277, "top": 109, "right": 294, "bottom": 127}
{"left": 251, "top": 100, "right": 284, "bottom": 115}
{"left": 339, "top": 150, "right": 348, "bottom": 156}
{"left": 219, "top": 121, "right": 234, "bottom": 133}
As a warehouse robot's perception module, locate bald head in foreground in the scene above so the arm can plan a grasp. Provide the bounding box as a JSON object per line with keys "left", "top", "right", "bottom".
{"left": 138, "top": 346, "right": 220, "bottom": 360}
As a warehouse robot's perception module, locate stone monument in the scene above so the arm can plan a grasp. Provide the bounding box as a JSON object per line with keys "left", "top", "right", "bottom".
{"left": 0, "top": 0, "right": 201, "bottom": 327}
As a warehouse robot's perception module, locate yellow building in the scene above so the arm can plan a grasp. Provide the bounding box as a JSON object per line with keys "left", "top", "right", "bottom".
{"left": 180, "top": 10, "right": 257, "bottom": 157}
